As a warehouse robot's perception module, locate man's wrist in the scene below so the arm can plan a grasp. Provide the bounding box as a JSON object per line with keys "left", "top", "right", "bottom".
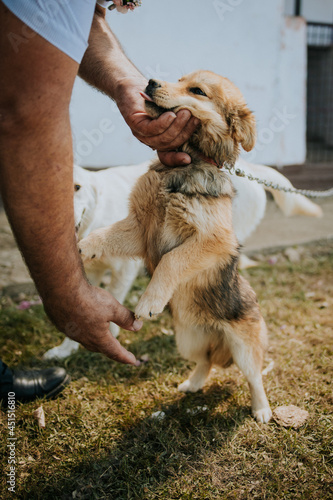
{"left": 112, "top": 74, "right": 147, "bottom": 103}
{"left": 38, "top": 266, "right": 88, "bottom": 305}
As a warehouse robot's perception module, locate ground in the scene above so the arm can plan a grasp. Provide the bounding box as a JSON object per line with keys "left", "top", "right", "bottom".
{"left": 0, "top": 206, "right": 332, "bottom": 498}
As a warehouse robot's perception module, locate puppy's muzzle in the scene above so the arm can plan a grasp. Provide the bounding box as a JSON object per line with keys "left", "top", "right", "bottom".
{"left": 145, "top": 79, "right": 162, "bottom": 98}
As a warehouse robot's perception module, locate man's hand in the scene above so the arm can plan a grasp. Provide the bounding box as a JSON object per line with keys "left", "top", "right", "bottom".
{"left": 43, "top": 283, "right": 142, "bottom": 365}
{"left": 114, "top": 77, "right": 199, "bottom": 166}
{"left": 79, "top": 14, "right": 199, "bottom": 167}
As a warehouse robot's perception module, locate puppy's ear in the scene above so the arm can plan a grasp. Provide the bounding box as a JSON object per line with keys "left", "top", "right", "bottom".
{"left": 229, "top": 106, "right": 256, "bottom": 152}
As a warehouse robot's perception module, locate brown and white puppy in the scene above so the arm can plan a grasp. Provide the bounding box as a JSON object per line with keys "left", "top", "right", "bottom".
{"left": 79, "top": 70, "right": 272, "bottom": 423}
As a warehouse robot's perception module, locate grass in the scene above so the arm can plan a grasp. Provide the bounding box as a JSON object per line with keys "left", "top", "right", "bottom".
{"left": 0, "top": 241, "right": 332, "bottom": 499}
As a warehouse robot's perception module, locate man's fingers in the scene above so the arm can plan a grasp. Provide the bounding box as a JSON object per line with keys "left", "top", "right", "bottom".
{"left": 134, "top": 112, "right": 199, "bottom": 152}
{"left": 99, "top": 335, "right": 140, "bottom": 366}
{"left": 155, "top": 114, "right": 199, "bottom": 151}
{"left": 83, "top": 331, "right": 140, "bottom": 365}
{"left": 81, "top": 292, "right": 142, "bottom": 364}
{"left": 132, "top": 111, "right": 177, "bottom": 137}
{"left": 134, "top": 109, "right": 191, "bottom": 140}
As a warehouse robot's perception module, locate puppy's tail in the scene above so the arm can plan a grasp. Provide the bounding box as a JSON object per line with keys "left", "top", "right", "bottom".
{"left": 249, "top": 164, "right": 323, "bottom": 217}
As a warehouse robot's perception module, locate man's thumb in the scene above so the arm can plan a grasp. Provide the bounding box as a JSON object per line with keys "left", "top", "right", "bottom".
{"left": 109, "top": 300, "right": 143, "bottom": 332}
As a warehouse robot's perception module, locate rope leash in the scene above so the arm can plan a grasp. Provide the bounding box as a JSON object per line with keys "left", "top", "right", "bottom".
{"left": 223, "top": 163, "right": 333, "bottom": 199}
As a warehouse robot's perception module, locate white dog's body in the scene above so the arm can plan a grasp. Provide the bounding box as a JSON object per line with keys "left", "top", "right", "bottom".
{"left": 43, "top": 158, "right": 321, "bottom": 360}
{"left": 43, "top": 162, "right": 149, "bottom": 360}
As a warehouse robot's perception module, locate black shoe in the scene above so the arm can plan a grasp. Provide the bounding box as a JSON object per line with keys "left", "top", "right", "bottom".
{"left": 0, "top": 363, "right": 71, "bottom": 405}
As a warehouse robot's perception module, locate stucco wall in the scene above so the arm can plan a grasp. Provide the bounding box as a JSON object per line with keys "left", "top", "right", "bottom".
{"left": 70, "top": 0, "right": 306, "bottom": 168}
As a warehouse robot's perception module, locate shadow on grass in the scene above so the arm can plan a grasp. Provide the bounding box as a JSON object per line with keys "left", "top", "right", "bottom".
{"left": 0, "top": 306, "right": 252, "bottom": 498}
{"left": 21, "top": 387, "right": 249, "bottom": 500}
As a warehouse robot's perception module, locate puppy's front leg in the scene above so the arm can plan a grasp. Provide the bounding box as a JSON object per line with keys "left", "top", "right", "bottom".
{"left": 135, "top": 237, "right": 218, "bottom": 320}
{"left": 79, "top": 214, "right": 144, "bottom": 264}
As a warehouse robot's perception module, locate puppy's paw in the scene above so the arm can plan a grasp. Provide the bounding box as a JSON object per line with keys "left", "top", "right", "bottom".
{"left": 78, "top": 230, "right": 105, "bottom": 263}
{"left": 134, "top": 293, "right": 166, "bottom": 320}
{"left": 177, "top": 379, "right": 200, "bottom": 393}
{"left": 253, "top": 407, "right": 272, "bottom": 424}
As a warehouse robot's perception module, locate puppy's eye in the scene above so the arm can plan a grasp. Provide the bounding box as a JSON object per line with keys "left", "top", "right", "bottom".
{"left": 74, "top": 184, "right": 81, "bottom": 192}
{"left": 189, "top": 87, "right": 207, "bottom": 97}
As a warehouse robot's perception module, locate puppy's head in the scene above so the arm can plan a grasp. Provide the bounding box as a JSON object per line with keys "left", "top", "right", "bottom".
{"left": 142, "top": 70, "right": 256, "bottom": 165}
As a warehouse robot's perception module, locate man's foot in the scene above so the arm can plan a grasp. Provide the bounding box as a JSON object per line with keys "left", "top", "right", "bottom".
{"left": 0, "top": 362, "right": 70, "bottom": 405}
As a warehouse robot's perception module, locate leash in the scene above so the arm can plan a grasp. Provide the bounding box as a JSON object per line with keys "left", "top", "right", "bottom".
{"left": 223, "top": 163, "right": 333, "bottom": 199}
{"left": 196, "top": 152, "right": 333, "bottom": 199}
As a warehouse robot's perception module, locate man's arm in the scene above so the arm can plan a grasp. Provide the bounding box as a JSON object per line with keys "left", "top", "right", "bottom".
{"left": 78, "top": 8, "right": 199, "bottom": 166}
{"left": 0, "top": 4, "right": 141, "bottom": 365}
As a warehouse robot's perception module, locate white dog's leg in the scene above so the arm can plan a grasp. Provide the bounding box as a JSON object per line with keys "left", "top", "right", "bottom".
{"left": 238, "top": 254, "right": 258, "bottom": 269}
{"left": 85, "top": 268, "right": 106, "bottom": 287}
{"left": 226, "top": 322, "right": 272, "bottom": 423}
{"left": 43, "top": 336, "right": 80, "bottom": 360}
{"left": 107, "top": 259, "right": 142, "bottom": 302}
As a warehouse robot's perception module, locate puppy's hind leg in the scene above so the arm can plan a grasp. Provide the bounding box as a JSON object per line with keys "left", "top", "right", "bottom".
{"left": 178, "top": 360, "right": 212, "bottom": 393}
{"left": 176, "top": 324, "right": 212, "bottom": 393}
{"left": 226, "top": 319, "right": 272, "bottom": 423}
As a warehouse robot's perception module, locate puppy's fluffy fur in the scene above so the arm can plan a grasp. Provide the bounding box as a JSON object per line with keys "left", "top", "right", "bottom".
{"left": 43, "top": 157, "right": 321, "bottom": 361}
{"left": 79, "top": 71, "right": 275, "bottom": 422}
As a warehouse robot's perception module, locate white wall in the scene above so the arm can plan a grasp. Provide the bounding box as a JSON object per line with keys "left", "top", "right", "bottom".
{"left": 302, "top": 0, "right": 333, "bottom": 22}
{"left": 284, "top": 0, "right": 295, "bottom": 16}
{"left": 70, "top": 0, "right": 307, "bottom": 168}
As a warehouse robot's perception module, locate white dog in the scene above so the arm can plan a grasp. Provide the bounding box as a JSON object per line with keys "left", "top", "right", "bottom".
{"left": 43, "top": 161, "right": 149, "bottom": 360}
{"left": 43, "top": 158, "right": 321, "bottom": 360}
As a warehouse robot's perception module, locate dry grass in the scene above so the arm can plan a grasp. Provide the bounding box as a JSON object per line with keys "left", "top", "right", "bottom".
{"left": 0, "top": 241, "right": 332, "bottom": 499}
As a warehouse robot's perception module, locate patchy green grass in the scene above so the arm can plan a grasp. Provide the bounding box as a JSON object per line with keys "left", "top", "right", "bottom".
{"left": 0, "top": 242, "right": 332, "bottom": 499}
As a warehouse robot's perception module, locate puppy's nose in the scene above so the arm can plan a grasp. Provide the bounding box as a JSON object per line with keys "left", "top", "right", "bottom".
{"left": 145, "top": 79, "right": 162, "bottom": 98}
{"left": 148, "top": 79, "right": 161, "bottom": 89}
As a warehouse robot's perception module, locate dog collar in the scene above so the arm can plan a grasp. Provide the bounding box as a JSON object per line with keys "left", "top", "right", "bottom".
{"left": 196, "top": 152, "right": 224, "bottom": 170}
